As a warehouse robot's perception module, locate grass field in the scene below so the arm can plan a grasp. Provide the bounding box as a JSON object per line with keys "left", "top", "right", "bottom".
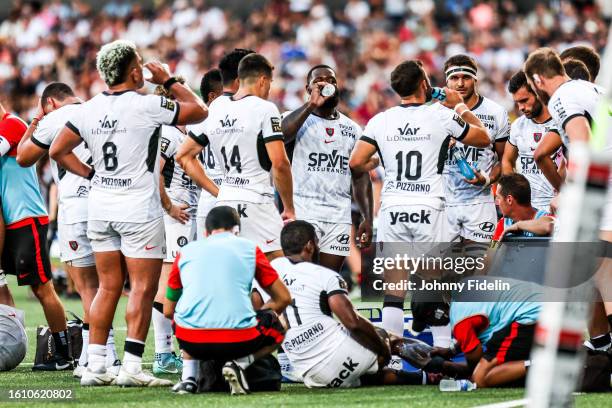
{"left": 0, "top": 276, "right": 609, "bottom": 407}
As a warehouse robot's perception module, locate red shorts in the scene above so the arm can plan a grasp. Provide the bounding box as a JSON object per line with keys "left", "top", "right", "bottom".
{"left": 484, "top": 322, "right": 535, "bottom": 364}
{"left": 2, "top": 217, "right": 51, "bottom": 286}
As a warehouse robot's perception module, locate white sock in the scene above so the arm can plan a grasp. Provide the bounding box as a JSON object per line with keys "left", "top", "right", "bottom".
{"left": 88, "top": 344, "right": 106, "bottom": 373}
{"left": 79, "top": 327, "right": 89, "bottom": 367}
{"left": 431, "top": 324, "right": 452, "bottom": 348}
{"left": 123, "top": 351, "right": 142, "bottom": 375}
{"left": 105, "top": 328, "right": 119, "bottom": 367}
{"left": 382, "top": 306, "right": 405, "bottom": 337}
{"left": 234, "top": 354, "right": 254, "bottom": 370}
{"left": 182, "top": 359, "right": 199, "bottom": 381}
{"left": 152, "top": 307, "right": 173, "bottom": 354}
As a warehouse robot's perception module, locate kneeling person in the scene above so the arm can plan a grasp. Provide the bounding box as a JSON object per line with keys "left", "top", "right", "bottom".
{"left": 164, "top": 206, "right": 291, "bottom": 395}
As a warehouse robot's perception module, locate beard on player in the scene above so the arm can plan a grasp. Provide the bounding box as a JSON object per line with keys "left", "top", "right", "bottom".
{"left": 321, "top": 91, "right": 339, "bottom": 110}
{"left": 524, "top": 98, "right": 543, "bottom": 119}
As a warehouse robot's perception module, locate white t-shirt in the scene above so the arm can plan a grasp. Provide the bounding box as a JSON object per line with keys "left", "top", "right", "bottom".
{"left": 508, "top": 115, "right": 563, "bottom": 210}
{"left": 187, "top": 115, "right": 224, "bottom": 219}
{"left": 444, "top": 95, "right": 510, "bottom": 206}
{"left": 362, "top": 103, "right": 470, "bottom": 209}
{"left": 160, "top": 125, "right": 200, "bottom": 216}
{"left": 31, "top": 103, "right": 90, "bottom": 224}
{"left": 286, "top": 110, "right": 360, "bottom": 224}
{"left": 266, "top": 257, "right": 349, "bottom": 377}
{"left": 199, "top": 95, "right": 284, "bottom": 204}
{"left": 67, "top": 90, "right": 179, "bottom": 222}
{"left": 547, "top": 79, "right": 603, "bottom": 147}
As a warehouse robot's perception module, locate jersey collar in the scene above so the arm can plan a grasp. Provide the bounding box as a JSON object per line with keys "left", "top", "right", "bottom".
{"left": 102, "top": 89, "right": 135, "bottom": 96}
{"left": 399, "top": 103, "right": 423, "bottom": 107}
{"left": 471, "top": 94, "right": 484, "bottom": 110}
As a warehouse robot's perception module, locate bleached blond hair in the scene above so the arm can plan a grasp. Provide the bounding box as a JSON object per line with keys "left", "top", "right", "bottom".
{"left": 96, "top": 40, "right": 139, "bottom": 86}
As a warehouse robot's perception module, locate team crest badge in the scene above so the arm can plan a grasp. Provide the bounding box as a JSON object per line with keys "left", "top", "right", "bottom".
{"left": 326, "top": 128, "right": 334, "bottom": 137}
{"left": 69, "top": 241, "right": 78, "bottom": 251}
{"left": 534, "top": 132, "right": 542, "bottom": 142}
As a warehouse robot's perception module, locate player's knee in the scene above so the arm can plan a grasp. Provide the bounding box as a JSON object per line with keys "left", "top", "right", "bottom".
{"left": 30, "top": 281, "right": 55, "bottom": 301}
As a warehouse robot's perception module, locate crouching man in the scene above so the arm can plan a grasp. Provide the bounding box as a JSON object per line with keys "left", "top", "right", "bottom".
{"left": 0, "top": 271, "right": 27, "bottom": 371}
{"left": 163, "top": 206, "right": 291, "bottom": 395}
{"left": 253, "top": 220, "right": 439, "bottom": 388}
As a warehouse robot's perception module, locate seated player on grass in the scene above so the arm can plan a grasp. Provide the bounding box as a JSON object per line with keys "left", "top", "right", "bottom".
{"left": 414, "top": 283, "right": 542, "bottom": 388}
{"left": 163, "top": 206, "right": 291, "bottom": 395}
{"left": 492, "top": 173, "right": 554, "bottom": 242}
{"left": 252, "top": 220, "right": 441, "bottom": 388}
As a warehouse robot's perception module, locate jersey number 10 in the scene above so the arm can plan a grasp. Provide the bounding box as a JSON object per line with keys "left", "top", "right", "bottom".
{"left": 395, "top": 150, "right": 422, "bottom": 181}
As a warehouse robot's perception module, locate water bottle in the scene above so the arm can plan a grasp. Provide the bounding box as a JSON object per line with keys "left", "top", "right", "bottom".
{"left": 439, "top": 379, "right": 477, "bottom": 392}
{"left": 431, "top": 87, "right": 446, "bottom": 101}
{"left": 451, "top": 147, "right": 476, "bottom": 180}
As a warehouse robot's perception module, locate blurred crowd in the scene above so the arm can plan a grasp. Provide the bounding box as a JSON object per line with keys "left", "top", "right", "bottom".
{"left": 0, "top": 0, "right": 609, "bottom": 126}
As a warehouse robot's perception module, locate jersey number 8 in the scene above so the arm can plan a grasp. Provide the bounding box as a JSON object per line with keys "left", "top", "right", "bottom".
{"left": 102, "top": 142, "right": 118, "bottom": 171}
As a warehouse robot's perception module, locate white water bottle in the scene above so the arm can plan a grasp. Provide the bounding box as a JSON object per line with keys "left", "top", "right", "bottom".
{"left": 439, "top": 379, "right": 477, "bottom": 392}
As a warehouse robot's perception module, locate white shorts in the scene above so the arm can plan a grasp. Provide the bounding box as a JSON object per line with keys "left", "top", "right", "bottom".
{"left": 302, "top": 334, "right": 378, "bottom": 388}
{"left": 164, "top": 215, "right": 197, "bottom": 262}
{"left": 377, "top": 204, "right": 448, "bottom": 242}
{"left": 196, "top": 197, "right": 217, "bottom": 239}
{"left": 308, "top": 220, "right": 351, "bottom": 257}
{"left": 58, "top": 221, "right": 94, "bottom": 265}
{"left": 446, "top": 202, "right": 497, "bottom": 242}
{"left": 216, "top": 200, "right": 282, "bottom": 252}
{"left": 87, "top": 217, "right": 166, "bottom": 259}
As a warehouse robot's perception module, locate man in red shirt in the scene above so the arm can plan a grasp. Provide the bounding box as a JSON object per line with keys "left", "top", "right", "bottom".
{"left": 0, "top": 103, "right": 71, "bottom": 370}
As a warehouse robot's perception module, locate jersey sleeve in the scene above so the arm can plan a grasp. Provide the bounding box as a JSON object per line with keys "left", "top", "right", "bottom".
{"left": 166, "top": 253, "right": 183, "bottom": 301}
{"left": 31, "top": 117, "right": 55, "bottom": 149}
{"left": 361, "top": 113, "right": 381, "bottom": 148}
{"left": 0, "top": 117, "right": 24, "bottom": 150}
{"left": 324, "top": 270, "right": 349, "bottom": 297}
{"left": 254, "top": 246, "right": 279, "bottom": 288}
{"left": 508, "top": 123, "right": 518, "bottom": 147}
{"left": 160, "top": 128, "right": 178, "bottom": 160}
{"left": 187, "top": 121, "right": 209, "bottom": 147}
{"left": 495, "top": 110, "right": 511, "bottom": 142}
{"left": 439, "top": 108, "right": 470, "bottom": 141}
{"left": 260, "top": 102, "right": 284, "bottom": 143}
{"left": 452, "top": 314, "right": 488, "bottom": 354}
{"left": 548, "top": 89, "right": 588, "bottom": 131}
{"left": 143, "top": 94, "right": 180, "bottom": 127}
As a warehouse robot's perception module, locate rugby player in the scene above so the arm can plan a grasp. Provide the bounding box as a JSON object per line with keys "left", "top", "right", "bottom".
{"left": 254, "top": 220, "right": 441, "bottom": 388}
{"left": 560, "top": 45, "right": 601, "bottom": 83}
{"left": 416, "top": 282, "right": 542, "bottom": 388}
{"left": 16, "top": 83, "right": 120, "bottom": 377}
{"left": 349, "top": 60, "right": 490, "bottom": 339}
{"left": 190, "top": 53, "right": 294, "bottom": 260}
{"left": 0, "top": 103, "right": 72, "bottom": 371}
{"left": 281, "top": 65, "right": 373, "bottom": 272}
{"left": 524, "top": 47, "right": 611, "bottom": 353}
{"left": 502, "top": 71, "right": 564, "bottom": 211}
{"left": 443, "top": 54, "right": 510, "bottom": 243}
{"left": 164, "top": 206, "right": 291, "bottom": 395}
{"left": 492, "top": 174, "right": 554, "bottom": 241}
{"left": 50, "top": 40, "right": 207, "bottom": 386}
{"left": 151, "top": 78, "right": 200, "bottom": 375}
{"left": 177, "top": 49, "right": 255, "bottom": 237}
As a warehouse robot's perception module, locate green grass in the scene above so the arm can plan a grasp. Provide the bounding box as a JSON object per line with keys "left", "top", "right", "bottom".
{"left": 0, "top": 276, "right": 608, "bottom": 407}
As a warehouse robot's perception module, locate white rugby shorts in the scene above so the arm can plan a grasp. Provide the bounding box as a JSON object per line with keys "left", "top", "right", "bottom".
{"left": 87, "top": 217, "right": 166, "bottom": 259}
{"left": 164, "top": 214, "right": 197, "bottom": 262}
{"left": 301, "top": 332, "right": 378, "bottom": 388}
{"left": 377, "top": 203, "right": 448, "bottom": 242}
{"left": 58, "top": 221, "right": 94, "bottom": 265}
{"left": 307, "top": 220, "right": 351, "bottom": 257}
{"left": 215, "top": 200, "right": 282, "bottom": 252}
{"left": 446, "top": 202, "right": 497, "bottom": 242}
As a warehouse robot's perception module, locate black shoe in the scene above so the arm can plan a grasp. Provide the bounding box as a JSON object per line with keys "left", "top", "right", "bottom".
{"left": 222, "top": 361, "right": 250, "bottom": 395}
{"left": 172, "top": 377, "right": 198, "bottom": 394}
{"left": 33, "top": 354, "right": 73, "bottom": 371}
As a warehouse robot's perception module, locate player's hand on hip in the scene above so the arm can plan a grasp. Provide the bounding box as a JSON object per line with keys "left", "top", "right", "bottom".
{"left": 169, "top": 203, "right": 190, "bottom": 224}
{"left": 281, "top": 208, "right": 296, "bottom": 224}
{"left": 144, "top": 60, "right": 171, "bottom": 85}
{"left": 356, "top": 219, "right": 373, "bottom": 248}
{"left": 307, "top": 81, "right": 331, "bottom": 109}
{"left": 441, "top": 87, "right": 464, "bottom": 109}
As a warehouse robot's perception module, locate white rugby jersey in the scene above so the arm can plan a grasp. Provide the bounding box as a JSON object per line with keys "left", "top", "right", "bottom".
{"left": 199, "top": 95, "right": 284, "bottom": 204}
{"left": 31, "top": 103, "right": 90, "bottom": 224}
{"left": 267, "top": 257, "right": 349, "bottom": 377}
{"left": 548, "top": 79, "right": 603, "bottom": 147}
{"left": 362, "top": 103, "right": 470, "bottom": 209}
{"left": 160, "top": 126, "right": 200, "bottom": 216}
{"left": 187, "top": 113, "right": 225, "bottom": 219}
{"left": 286, "top": 110, "right": 360, "bottom": 224}
{"left": 67, "top": 90, "right": 179, "bottom": 222}
{"left": 508, "top": 115, "right": 563, "bottom": 210}
{"left": 444, "top": 95, "right": 509, "bottom": 205}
